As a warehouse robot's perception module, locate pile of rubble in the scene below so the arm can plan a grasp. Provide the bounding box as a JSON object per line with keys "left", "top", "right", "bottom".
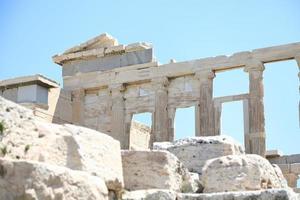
{"left": 0, "top": 96, "right": 298, "bottom": 200}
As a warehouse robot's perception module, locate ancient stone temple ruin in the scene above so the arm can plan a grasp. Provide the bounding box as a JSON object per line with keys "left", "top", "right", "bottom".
{"left": 0, "top": 33, "right": 300, "bottom": 199}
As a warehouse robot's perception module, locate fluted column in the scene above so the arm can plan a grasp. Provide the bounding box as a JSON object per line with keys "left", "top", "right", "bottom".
{"left": 110, "top": 83, "right": 128, "bottom": 149}
{"left": 71, "top": 88, "right": 85, "bottom": 126}
{"left": 152, "top": 77, "right": 169, "bottom": 144}
{"left": 214, "top": 102, "right": 222, "bottom": 135}
{"left": 295, "top": 55, "right": 300, "bottom": 127}
{"left": 195, "top": 69, "right": 216, "bottom": 136}
{"left": 167, "top": 107, "right": 176, "bottom": 141}
{"left": 244, "top": 60, "right": 266, "bottom": 156}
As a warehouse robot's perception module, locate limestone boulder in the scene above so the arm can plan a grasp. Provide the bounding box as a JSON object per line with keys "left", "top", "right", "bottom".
{"left": 122, "top": 189, "right": 176, "bottom": 200}
{"left": 201, "top": 154, "right": 288, "bottom": 193}
{"left": 177, "top": 189, "right": 300, "bottom": 200}
{"left": 0, "top": 96, "right": 123, "bottom": 191}
{"left": 0, "top": 158, "right": 108, "bottom": 200}
{"left": 121, "top": 150, "right": 196, "bottom": 193}
{"left": 189, "top": 172, "right": 204, "bottom": 193}
{"left": 153, "top": 136, "right": 244, "bottom": 173}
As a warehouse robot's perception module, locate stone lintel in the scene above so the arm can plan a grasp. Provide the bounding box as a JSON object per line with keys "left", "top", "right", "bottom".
{"left": 109, "top": 83, "right": 125, "bottom": 97}
{"left": 244, "top": 59, "right": 265, "bottom": 72}
{"left": 152, "top": 77, "right": 169, "bottom": 90}
{"left": 194, "top": 69, "right": 215, "bottom": 81}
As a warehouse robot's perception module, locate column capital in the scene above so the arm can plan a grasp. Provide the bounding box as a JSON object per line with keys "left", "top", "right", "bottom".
{"left": 194, "top": 69, "right": 215, "bottom": 80}
{"left": 295, "top": 54, "right": 300, "bottom": 68}
{"left": 71, "top": 88, "right": 85, "bottom": 101}
{"left": 244, "top": 60, "right": 265, "bottom": 73}
{"left": 152, "top": 77, "right": 169, "bottom": 89}
{"left": 109, "top": 83, "right": 125, "bottom": 97}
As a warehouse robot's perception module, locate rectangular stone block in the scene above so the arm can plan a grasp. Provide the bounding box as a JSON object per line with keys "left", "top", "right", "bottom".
{"left": 121, "top": 150, "right": 194, "bottom": 192}
{"left": 62, "top": 48, "right": 153, "bottom": 76}
{"left": 154, "top": 136, "right": 244, "bottom": 174}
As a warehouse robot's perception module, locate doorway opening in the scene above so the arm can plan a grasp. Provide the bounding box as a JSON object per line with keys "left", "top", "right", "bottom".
{"left": 174, "top": 106, "right": 195, "bottom": 140}
{"left": 220, "top": 101, "right": 245, "bottom": 146}
{"left": 263, "top": 60, "right": 299, "bottom": 154}
{"left": 213, "top": 68, "right": 248, "bottom": 98}
{"left": 130, "top": 112, "right": 152, "bottom": 150}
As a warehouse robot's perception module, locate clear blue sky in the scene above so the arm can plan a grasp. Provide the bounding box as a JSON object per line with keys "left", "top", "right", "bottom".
{"left": 0, "top": 1, "right": 299, "bottom": 155}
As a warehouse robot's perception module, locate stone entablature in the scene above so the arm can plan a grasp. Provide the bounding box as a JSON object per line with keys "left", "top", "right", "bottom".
{"left": 53, "top": 33, "right": 154, "bottom": 77}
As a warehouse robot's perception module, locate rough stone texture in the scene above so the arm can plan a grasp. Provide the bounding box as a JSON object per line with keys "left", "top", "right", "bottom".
{"left": 129, "top": 121, "right": 151, "bottom": 150}
{"left": 177, "top": 189, "right": 300, "bottom": 200}
{"left": 201, "top": 154, "right": 288, "bottom": 193}
{"left": 153, "top": 136, "right": 244, "bottom": 173}
{"left": 273, "top": 164, "right": 291, "bottom": 187}
{"left": 122, "top": 190, "right": 176, "bottom": 200}
{"left": 0, "top": 158, "right": 108, "bottom": 200}
{"left": 189, "top": 172, "right": 204, "bottom": 193}
{"left": 0, "top": 96, "right": 123, "bottom": 192}
{"left": 121, "top": 150, "right": 195, "bottom": 193}
{"left": 268, "top": 154, "right": 300, "bottom": 188}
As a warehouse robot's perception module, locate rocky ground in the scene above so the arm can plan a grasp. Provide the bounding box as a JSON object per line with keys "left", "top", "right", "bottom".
{"left": 0, "top": 96, "right": 299, "bottom": 200}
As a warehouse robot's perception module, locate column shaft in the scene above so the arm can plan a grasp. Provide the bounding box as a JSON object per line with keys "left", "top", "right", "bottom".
{"left": 110, "top": 84, "right": 128, "bottom": 149}
{"left": 71, "top": 88, "right": 85, "bottom": 126}
{"left": 152, "top": 77, "right": 169, "bottom": 144}
{"left": 195, "top": 70, "right": 216, "bottom": 136}
{"left": 244, "top": 60, "right": 266, "bottom": 156}
{"left": 214, "top": 102, "right": 222, "bottom": 135}
{"left": 295, "top": 56, "right": 300, "bottom": 127}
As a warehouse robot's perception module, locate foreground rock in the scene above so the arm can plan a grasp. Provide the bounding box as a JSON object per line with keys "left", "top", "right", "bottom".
{"left": 122, "top": 150, "right": 197, "bottom": 193}
{"left": 202, "top": 154, "right": 288, "bottom": 193}
{"left": 154, "top": 136, "right": 244, "bottom": 174}
{"left": 178, "top": 189, "right": 300, "bottom": 200}
{"left": 0, "top": 96, "right": 123, "bottom": 192}
{"left": 0, "top": 158, "right": 108, "bottom": 200}
{"left": 122, "top": 189, "right": 300, "bottom": 200}
{"left": 122, "top": 189, "right": 176, "bottom": 200}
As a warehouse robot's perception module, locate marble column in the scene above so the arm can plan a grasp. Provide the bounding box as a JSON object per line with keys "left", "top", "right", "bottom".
{"left": 71, "top": 88, "right": 85, "bottom": 126}
{"left": 152, "top": 77, "right": 169, "bottom": 143}
{"left": 295, "top": 55, "right": 300, "bottom": 127}
{"left": 214, "top": 102, "right": 222, "bottom": 136}
{"left": 284, "top": 173, "right": 299, "bottom": 188}
{"left": 243, "top": 99, "right": 250, "bottom": 152}
{"left": 125, "top": 113, "right": 133, "bottom": 149}
{"left": 195, "top": 69, "right": 216, "bottom": 136}
{"left": 110, "top": 83, "right": 128, "bottom": 149}
{"left": 167, "top": 107, "right": 176, "bottom": 141}
{"left": 244, "top": 60, "right": 266, "bottom": 156}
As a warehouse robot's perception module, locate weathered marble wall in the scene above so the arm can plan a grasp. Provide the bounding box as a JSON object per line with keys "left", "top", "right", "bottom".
{"left": 53, "top": 34, "right": 300, "bottom": 154}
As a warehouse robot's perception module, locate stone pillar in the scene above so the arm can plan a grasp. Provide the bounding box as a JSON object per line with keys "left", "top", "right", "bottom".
{"left": 284, "top": 173, "right": 298, "bottom": 188}
{"left": 152, "top": 77, "right": 169, "bottom": 143}
{"left": 167, "top": 107, "right": 176, "bottom": 141}
{"left": 195, "top": 105, "right": 200, "bottom": 135}
{"left": 195, "top": 69, "right": 216, "bottom": 136}
{"left": 295, "top": 55, "right": 300, "bottom": 127}
{"left": 243, "top": 99, "right": 250, "bottom": 153}
{"left": 110, "top": 83, "right": 128, "bottom": 149}
{"left": 125, "top": 113, "right": 133, "bottom": 149}
{"left": 214, "top": 102, "right": 222, "bottom": 135}
{"left": 244, "top": 60, "right": 266, "bottom": 156}
{"left": 71, "top": 88, "right": 85, "bottom": 126}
